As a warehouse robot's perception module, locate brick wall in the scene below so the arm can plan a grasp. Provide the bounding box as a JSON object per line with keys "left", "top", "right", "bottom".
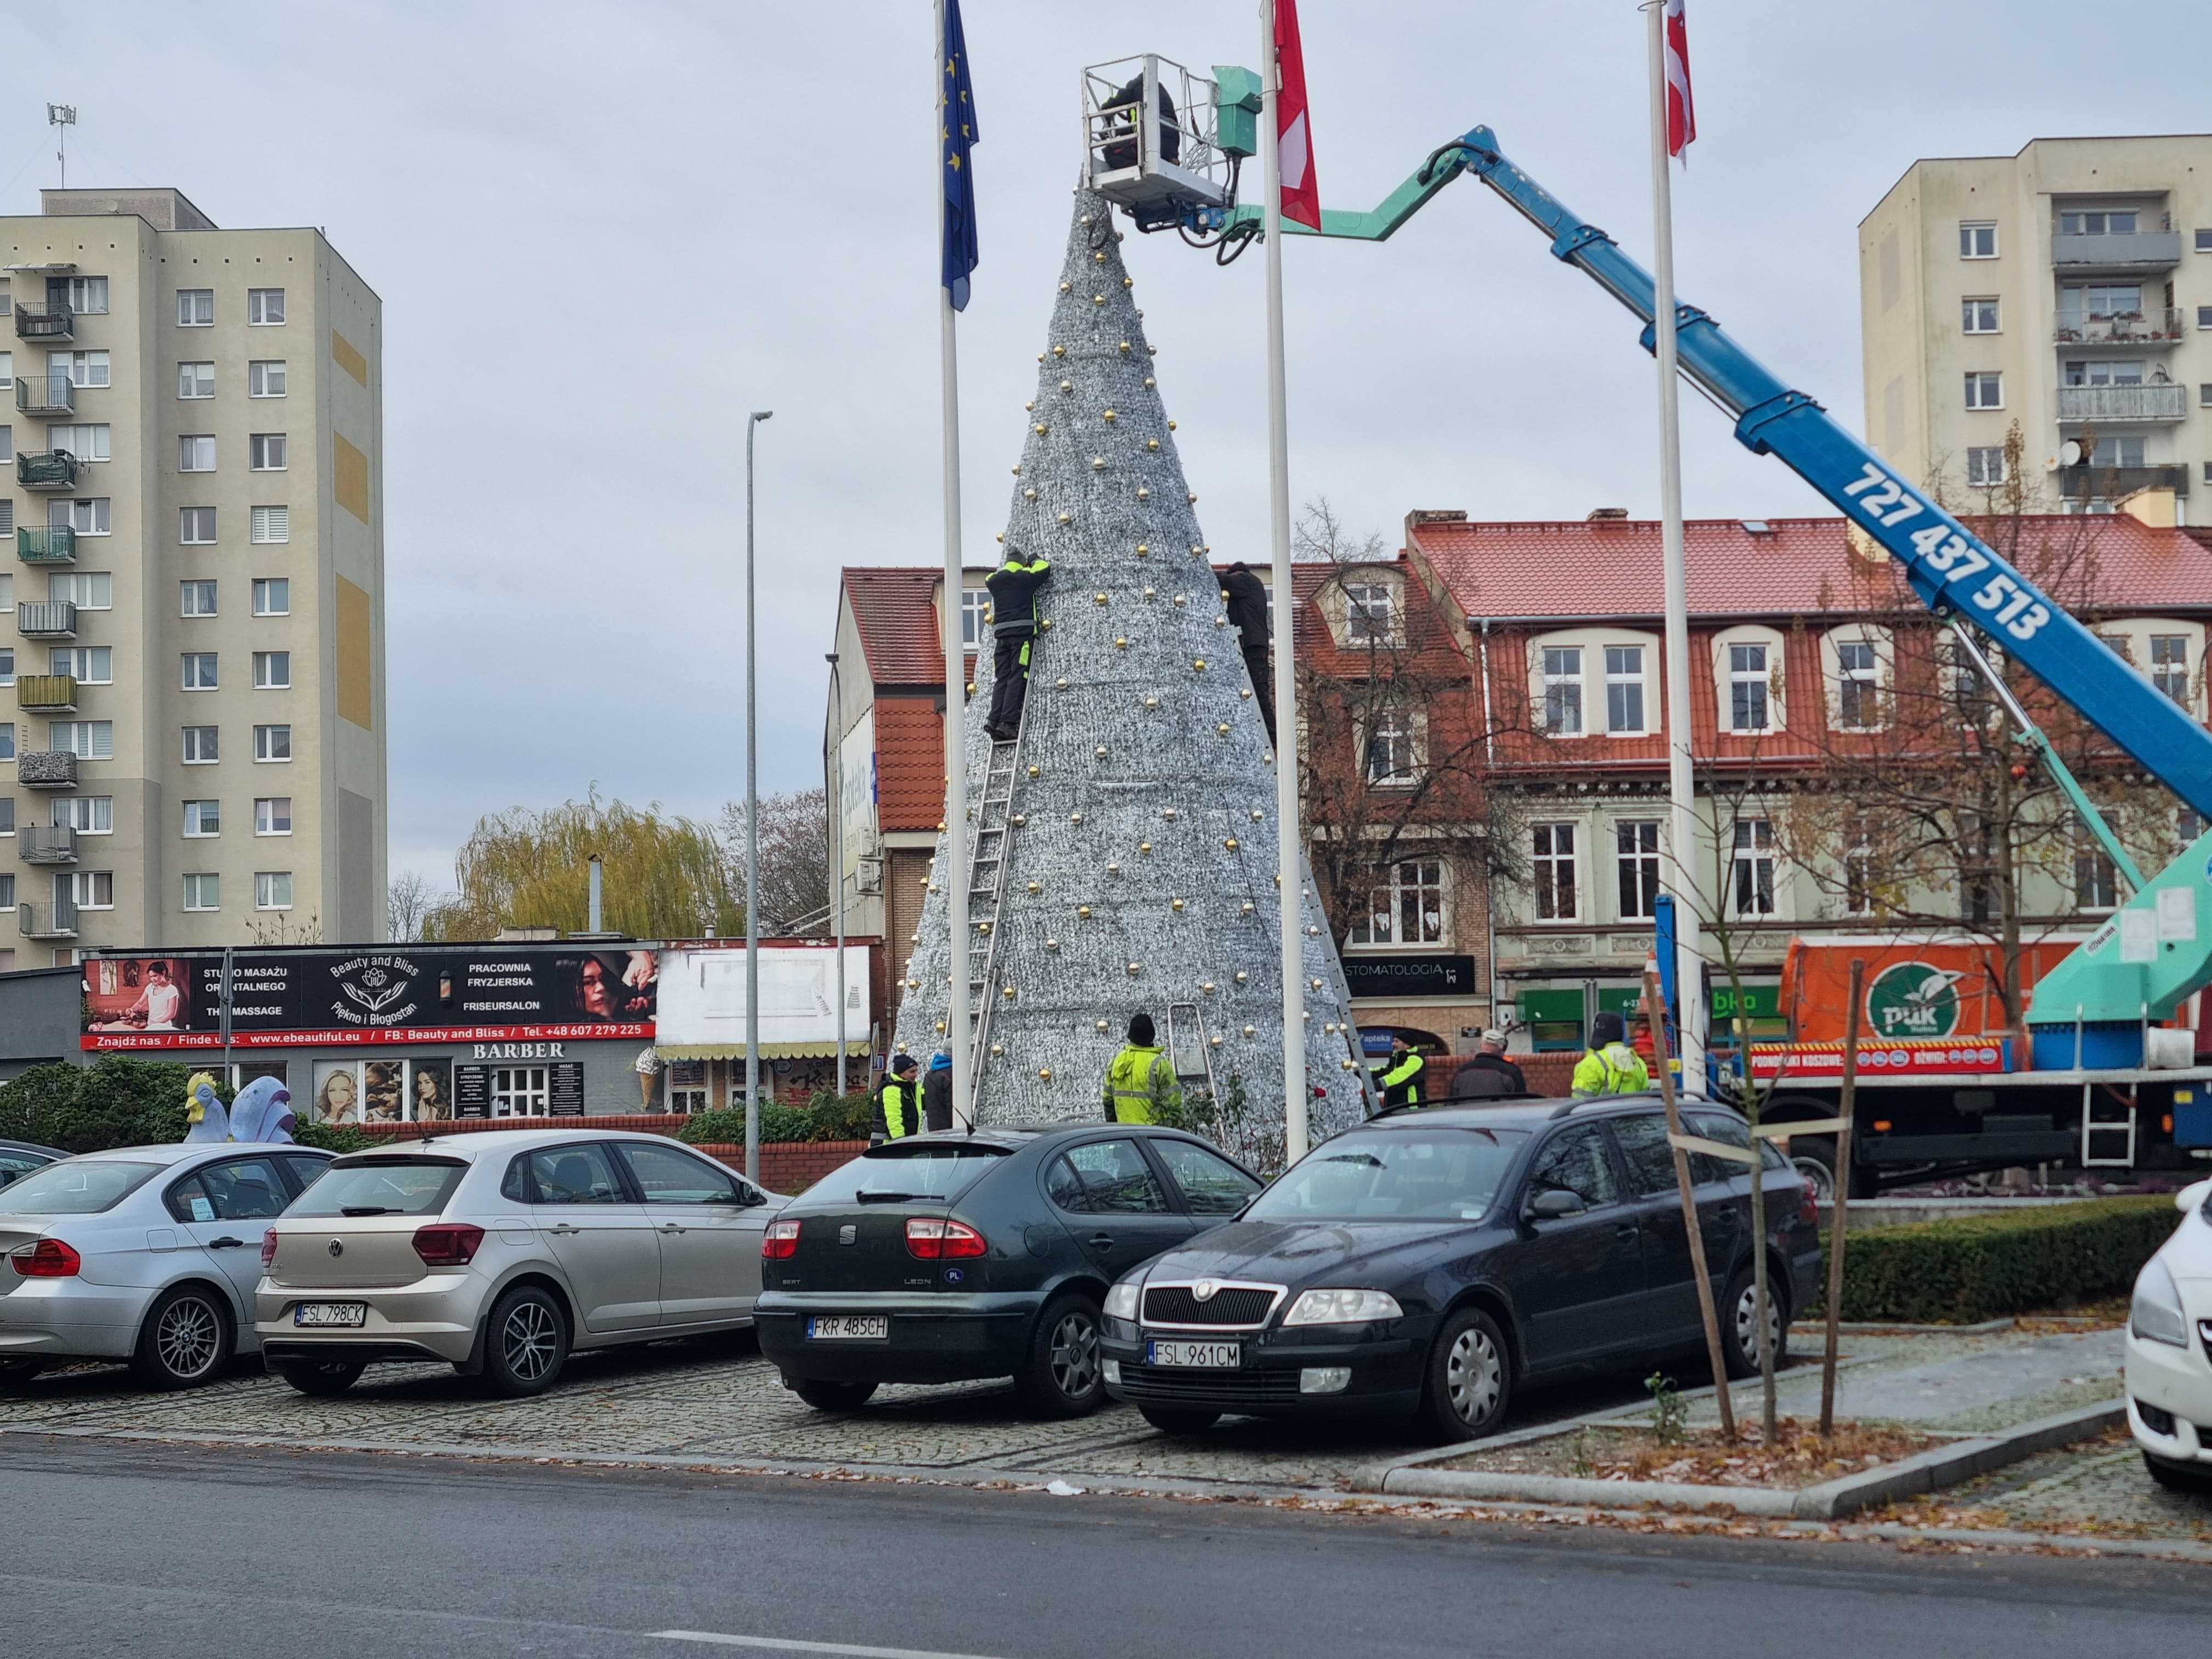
{"left": 349, "top": 1116, "right": 866, "bottom": 1196}
{"left": 1426, "top": 1051, "right": 1576, "bottom": 1099}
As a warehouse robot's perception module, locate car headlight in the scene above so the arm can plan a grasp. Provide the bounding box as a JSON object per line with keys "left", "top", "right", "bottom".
{"left": 1282, "top": 1289, "right": 1403, "bottom": 1327}
{"left": 2132, "top": 1257, "right": 2190, "bottom": 1348}
{"left": 1104, "top": 1279, "right": 1142, "bottom": 1322}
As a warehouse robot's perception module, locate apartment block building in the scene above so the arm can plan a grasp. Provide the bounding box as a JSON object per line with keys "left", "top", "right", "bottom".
{"left": 1, "top": 188, "right": 385, "bottom": 966}
{"left": 1861, "top": 136, "right": 2212, "bottom": 515}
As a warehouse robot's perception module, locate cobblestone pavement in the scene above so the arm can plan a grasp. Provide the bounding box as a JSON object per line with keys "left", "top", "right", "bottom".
{"left": 1884, "top": 1426, "right": 2212, "bottom": 1545}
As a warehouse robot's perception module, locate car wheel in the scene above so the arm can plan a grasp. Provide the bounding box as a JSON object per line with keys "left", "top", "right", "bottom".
{"left": 793, "top": 1378, "right": 879, "bottom": 1411}
{"left": 277, "top": 1361, "right": 366, "bottom": 1397}
{"left": 481, "top": 1285, "right": 569, "bottom": 1397}
{"left": 1014, "top": 1293, "right": 1106, "bottom": 1418}
{"left": 2142, "top": 1452, "right": 2212, "bottom": 1496}
{"left": 1137, "top": 1405, "right": 1220, "bottom": 1435}
{"left": 132, "top": 1284, "right": 234, "bottom": 1390}
{"left": 0, "top": 1357, "right": 46, "bottom": 1389}
{"left": 1723, "top": 1266, "right": 1788, "bottom": 1380}
{"left": 1786, "top": 1136, "right": 1838, "bottom": 1207}
{"left": 1417, "top": 1306, "right": 1513, "bottom": 1444}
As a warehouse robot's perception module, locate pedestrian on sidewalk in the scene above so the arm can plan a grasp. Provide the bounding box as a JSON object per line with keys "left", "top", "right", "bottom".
{"left": 923, "top": 1049, "right": 955, "bottom": 1132}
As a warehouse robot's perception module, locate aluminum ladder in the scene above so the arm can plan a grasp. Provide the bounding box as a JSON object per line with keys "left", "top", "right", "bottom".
{"left": 1165, "top": 1000, "right": 1218, "bottom": 1107}
{"left": 2080, "top": 1081, "right": 2138, "bottom": 1167}
{"left": 962, "top": 725, "right": 1027, "bottom": 1096}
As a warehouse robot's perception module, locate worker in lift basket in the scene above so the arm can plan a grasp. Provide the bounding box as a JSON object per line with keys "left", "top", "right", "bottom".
{"left": 1103, "top": 1012, "right": 1182, "bottom": 1125}
{"left": 1572, "top": 1011, "right": 1650, "bottom": 1097}
{"left": 983, "top": 548, "right": 1052, "bottom": 742}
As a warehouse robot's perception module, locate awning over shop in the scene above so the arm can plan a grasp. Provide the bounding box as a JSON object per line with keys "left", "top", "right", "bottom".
{"left": 654, "top": 945, "right": 872, "bottom": 1059}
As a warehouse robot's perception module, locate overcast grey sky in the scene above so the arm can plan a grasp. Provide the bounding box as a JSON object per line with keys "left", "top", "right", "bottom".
{"left": 13, "top": 1, "right": 2209, "bottom": 894}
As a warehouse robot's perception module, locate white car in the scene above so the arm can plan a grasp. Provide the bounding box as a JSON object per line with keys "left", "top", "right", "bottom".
{"left": 2125, "top": 1176, "right": 2212, "bottom": 1493}
{"left": 0, "top": 1143, "right": 336, "bottom": 1389}
{"left": 257, "top": 1129, "right": 784, "bottom": 1397}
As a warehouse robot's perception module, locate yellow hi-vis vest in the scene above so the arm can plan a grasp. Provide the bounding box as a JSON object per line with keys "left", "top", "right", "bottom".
{"left": 1571, "top": 1042, "right": 1650, "bottom": 1097}
{"left": 1103, "top": 1044, "right": 1181, "bottom": 1124}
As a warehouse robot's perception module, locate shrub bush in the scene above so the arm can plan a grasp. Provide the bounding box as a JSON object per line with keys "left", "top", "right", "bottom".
{"left": 292, "top": 1121, "right": 375, "bottom": 1155}
{"left": 0, "top": 1057, "right": 203, "bottom": 1153}
{"left": 675, "top": 1093, "right": 873, "bottom": 1148}
{"left": 1835, "top": 1195, "right": 2182, "bottom": 1323}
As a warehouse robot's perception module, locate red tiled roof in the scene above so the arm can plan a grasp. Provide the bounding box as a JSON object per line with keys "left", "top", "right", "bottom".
{"left": 1415, "top": 514, "right": 2212, "bottom": 621}
{"left": 844, "top": 568, "right": 946, "bottom": 686}
{"left": 873, "top": 696, "right": 946, "bottom": 832}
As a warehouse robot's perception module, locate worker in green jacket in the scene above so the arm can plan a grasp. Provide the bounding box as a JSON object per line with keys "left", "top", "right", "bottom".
{"left": 1377, "top": 1035, "right": 1425, "bottom": 1110}
{"left": 1571, "top": 1011, "right": 1651, "bottom": 1097}
{"left": 1103, "top": 1013, "right": 1182, "bottom": 1125}
{"left": 871, "top": 1054, "right": 922, "bottom": 1143}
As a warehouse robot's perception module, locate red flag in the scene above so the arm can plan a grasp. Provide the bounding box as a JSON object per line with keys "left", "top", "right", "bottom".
{"left": 1273, "top": 0, "right": 1320, "bottom": 229}
{"left": 1664, "top": 0, "right": 1696, "bottom": 157}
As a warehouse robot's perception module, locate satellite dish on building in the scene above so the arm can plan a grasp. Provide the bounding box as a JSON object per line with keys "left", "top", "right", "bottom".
{"left": 2059, "top": 440, "right": 2084, "bottom": 467}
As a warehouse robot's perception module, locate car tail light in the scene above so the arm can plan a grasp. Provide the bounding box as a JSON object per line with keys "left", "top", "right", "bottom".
{"left": 905, "top": 1217, "right": 986, "bottom": 1260}
{"left": 762, "top": 1219, "right": 802, "bottom": 1260}
{"left": 261, "top": 1228, "right": 279, "bottom": 1267}
{"left": 9, "top": 1239, "right": 81, "bottom": 1278}
{"left": 411, "top": 1222, "right": 486, "bottom": 1267}
{"left": 1799, "top": 1183, "right": 1820, "bottom": 1226}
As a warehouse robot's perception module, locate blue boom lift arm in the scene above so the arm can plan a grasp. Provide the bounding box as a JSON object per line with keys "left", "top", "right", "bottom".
{"left": 1221, "top": 122, "right": 2212, "bottom": 1031}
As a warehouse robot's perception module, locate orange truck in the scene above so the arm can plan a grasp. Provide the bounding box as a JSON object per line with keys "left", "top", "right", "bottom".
{"left": 1778, "top": 934, "right": 2092, "bottom": 1045}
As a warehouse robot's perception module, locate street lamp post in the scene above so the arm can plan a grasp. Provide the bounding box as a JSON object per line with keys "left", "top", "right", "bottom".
{"left": 744, "top": 409, "right": 773, "bottom": 1184}
{"left": 825, "top": 650, "right": 847, "bottom": 1099}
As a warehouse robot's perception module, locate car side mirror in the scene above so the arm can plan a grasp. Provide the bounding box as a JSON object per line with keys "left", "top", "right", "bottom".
{"left": 1527, "top": 1188, "right": 1583, "bottom": 1220}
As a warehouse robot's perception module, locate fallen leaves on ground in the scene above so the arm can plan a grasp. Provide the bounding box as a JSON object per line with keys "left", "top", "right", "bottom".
{"left": 1450, "top": 1418, "right": 1946, "bottom": 1490}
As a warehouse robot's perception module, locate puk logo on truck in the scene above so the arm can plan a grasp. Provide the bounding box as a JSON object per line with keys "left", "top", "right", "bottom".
{"left": 1865, "top": 961, "right": 1963, "bottom": 1038}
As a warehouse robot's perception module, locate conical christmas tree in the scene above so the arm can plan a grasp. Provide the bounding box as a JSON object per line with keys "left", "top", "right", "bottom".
{"left": 892, "top": 188, "right": 1373, "bottom": 1155}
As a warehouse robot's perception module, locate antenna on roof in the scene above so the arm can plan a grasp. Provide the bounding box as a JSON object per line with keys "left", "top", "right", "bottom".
{"left": 47, "top": 104, "right": 76, "bottom": 188}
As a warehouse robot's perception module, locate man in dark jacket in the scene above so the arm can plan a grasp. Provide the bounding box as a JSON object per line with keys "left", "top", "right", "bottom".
{"left": 984, "top": 549, "right": 1052, "bottom": 741}
{"left": 1450, "top": 1029, "right": 1527, "bottom": 1097}
{"left": 922, "top": 1049, "right": 955, "bottom": 1132}
{"left": 1220, "top": 561, "right": 1276, "bottom": 744}
{"left": 871, "top": 1054, "right": 922, "bottom": 1144}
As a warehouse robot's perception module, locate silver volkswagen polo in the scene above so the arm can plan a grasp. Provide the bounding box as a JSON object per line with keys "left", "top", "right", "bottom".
{"left": 0, "top": 1143, "right": 335, "bottom": 1389}
{"left": 256, "top": 1128, "right": 783, "bottom": 1397}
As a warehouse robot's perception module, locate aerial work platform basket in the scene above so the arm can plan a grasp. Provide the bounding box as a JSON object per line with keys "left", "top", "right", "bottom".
{"left": 1081, "top": 56, "right": 1251, "bottom": 232}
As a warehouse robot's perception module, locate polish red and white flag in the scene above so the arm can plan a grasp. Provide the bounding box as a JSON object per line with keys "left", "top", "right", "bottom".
{"left": 1664, "top": 0, "right": 1696, "bottom": 157}
{"left": 1274, "top": 0, "right": 1321, "bottom": 229}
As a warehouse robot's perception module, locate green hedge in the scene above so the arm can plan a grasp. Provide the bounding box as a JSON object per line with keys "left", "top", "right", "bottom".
{"left": 675, "top": 1090, "right": 875, "bottom": 1148}
{"left": 0, "top": 1057, "right": 204, "bottom": 1152}
{"left": 1835, "top": 1195, "right": 2183, "bottom": 1324}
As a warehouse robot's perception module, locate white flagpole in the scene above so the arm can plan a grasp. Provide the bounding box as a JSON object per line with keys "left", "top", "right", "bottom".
{"left": 1261, "top": 0, "right": 1308, "bottom": 1164}
{"left": 937, "top": 0, "right": 973, "bottom": 1127}
{"left": 1649, "top": 1, "right": 1707, "bottom": 1093}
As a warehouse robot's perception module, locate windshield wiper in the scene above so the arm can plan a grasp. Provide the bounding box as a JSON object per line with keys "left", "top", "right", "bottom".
{"left": 340, "top": 1205, "right": 398, "bottom": 1217}
{"left": 854, "top": 1192, "right": 922, "bottom": 1205}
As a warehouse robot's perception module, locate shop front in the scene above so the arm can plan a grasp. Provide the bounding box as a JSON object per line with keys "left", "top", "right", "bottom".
{"left": 654, "top": 943, "right": 874, "bottom": 1105}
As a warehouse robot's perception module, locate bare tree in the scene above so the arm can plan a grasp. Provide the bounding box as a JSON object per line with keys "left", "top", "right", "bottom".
{"left": 718, "top": 787, "right": 831, "bottom": 936}
{"left": 386, "top": 871, "right": 436, "bottom": 943}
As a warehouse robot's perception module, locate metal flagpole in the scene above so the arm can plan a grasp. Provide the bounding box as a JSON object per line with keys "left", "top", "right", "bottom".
{"left": 745, "top": 409, "right": 772, "bottom": 1183}
{"left": 1261, "top": 0, "right": 1308, "bottom": 1164}
{"left": 827, "top": 652, "right": 848, "bottom": 1099}
{"left": 1647, "top": 0, "right": 1706, "bottom": 1093}
{"left": 937, "top": 0, "right": 973, "bottom": 1129}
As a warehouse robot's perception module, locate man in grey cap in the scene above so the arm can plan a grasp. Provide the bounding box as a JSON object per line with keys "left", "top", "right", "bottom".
{"left": 1451, "top": 1028, "right": 1526, "bottom": 1097}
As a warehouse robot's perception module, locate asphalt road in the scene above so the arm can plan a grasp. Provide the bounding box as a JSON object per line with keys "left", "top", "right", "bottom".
{"left": 1, "top": 1438, "right": 2200, "bottom": 1659}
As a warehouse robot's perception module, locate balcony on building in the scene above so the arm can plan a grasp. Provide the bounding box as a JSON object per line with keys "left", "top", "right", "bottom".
{"left": 16, "top": 673, "right": 77, "bottom": 713}
{"left": 16, "top": 601, "right": 77, "bottom": 640}
{"left": 16, "top": 751, "right": 78, "bottom": 789}
{"left": 12, "top": 300, "right": 74, "bottom": 342}
{"left": 17, "top": 825, "right": 77, "bottom": 866}
{"left": 16, "top": 524, "right": 74, "bottom": 565}
{"left": 2053, "top": 308, "right": 2187, "bottom": 347}
{"left": 2055, "top": 463, "right": 2191, "bottom": 509}
{"left": 2050, "top": 230, "right": 2182, "bottom": 272}
{"left": 16, "top": 450, "right": 83, "bottom": 492}
{"left": 2055, "top": 382, "right": 2189, "bottom": 422}
{"left": 18, "top": 897, "right": 80, "bottom": 941}
{"left": 13, "top": 372, "right": 74, "bottom": 417}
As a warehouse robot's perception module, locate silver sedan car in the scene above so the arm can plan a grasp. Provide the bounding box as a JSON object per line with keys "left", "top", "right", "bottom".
{"left": 0, "top": 1143, "right": 336, "bottom": 1388}
{"left": 257, "top": 1128, "right": 785, "bottom": 1397}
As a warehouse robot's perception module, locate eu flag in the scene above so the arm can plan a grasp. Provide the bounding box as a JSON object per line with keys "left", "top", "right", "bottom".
{"left": 940, "top": 0, "right": 980, "bottom": 312}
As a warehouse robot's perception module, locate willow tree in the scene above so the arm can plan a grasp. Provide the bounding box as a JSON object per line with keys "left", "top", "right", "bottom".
{"left": 424, "top": 793, "right": 741, "bottom": 941}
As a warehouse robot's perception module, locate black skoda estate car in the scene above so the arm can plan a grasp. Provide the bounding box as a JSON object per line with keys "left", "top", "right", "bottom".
{"left": 1099, "top": 1095, "right": 1821, "bottom": 1442}
{"left": 754, "top": 1124, "right": 1263, "bottom": 1416}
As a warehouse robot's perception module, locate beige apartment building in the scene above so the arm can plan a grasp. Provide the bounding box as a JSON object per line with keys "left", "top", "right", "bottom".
{"left": 2, "top": 188, "right": 385, "bottom": 967}
{"left": 1861, "top": 135, "right": 2212, "bottom": 517}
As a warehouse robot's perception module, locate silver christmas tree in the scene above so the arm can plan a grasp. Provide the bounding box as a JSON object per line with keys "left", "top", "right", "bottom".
{"left": 891, "top": 189, "right": 1373, "bottom": 1154}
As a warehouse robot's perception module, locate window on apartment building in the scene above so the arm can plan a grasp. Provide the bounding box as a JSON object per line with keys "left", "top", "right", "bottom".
{"left": 0, "top": 647, "right": 10, "bottom": 685}
{"left": 249, "top": 433, "right": 286, "bottom": 471}
{"left": 0, "top": 800, "right": 12, "bottom": 834}
{"left": 1959, "top": 222, "right": 1998, "bottom": 258}
{"left": 1966, "top": 446, "right": 2007, "bottom": 486}
{"left": 2075, "top": 844, "right": 2120, "bottom": 912}
{"left": 0, "top": 875, "right": 12, "bottom": 912}
{"left": 52, "top": 797, "right": 111, "bottom": 833}
{"left": 1604, "top": 644, "right": 1646, "bottom": 734}
{"left": 177, "top": 289, "right": 214, "bottom": 327}
{"left": 1347, "top": 859, "right": 1445, "bottom": 946}
{"left": 1364, "top": 707, "right": 1421, "bottom": 785}
{"left": 182, "top": 800, "right": 221, "bottom": 838}
{"left": 1961, "top": 297, "right": 2000, "bottom": 332}
{"left": 0, "top": 726, "right": 13, "bottom": 763}
{"left": 2066, "top": 359, "right": 2145, "bottom": 386}
{"left": 179, "top": 435, "right": 216, "bottom": 472}
{"left": 255, "top": 871, "right": 293, "bottom": 910}
{"left": 49, "top": 721, "right": 112, "bottom": 760}
{"left": 1835, "top": 639, "right": 1880, "bottom": 729}
{"left": 255, "top": 797, "right": 291, "bottom": 836}
{"left": 250, "top": 505, "right": 289, "bottom": 544}
{"left": 178, "top": 362, "right": 215, "bottom": 399}
{"left": 1542, "top": 646, "right": 1584, "bottom": 735}
{"left": 1532, "top": 823, "right": 1578, "bottom": 921}
{"left": 67, "top": 871, "right": 115, "bottom": 910}
{"left": 2199, "top": 383, "right": 2212, "bottom": 408}
{"left": 252, "top": 578, "right": 289, "bottom": 616}
{"left": 49, "top": 571, "right": 110, "bottom": 608}
{"left": 2059, "top": 210, "right": 2139, "bottom": 236}
{"left": 60, "top": 278, "right": 107, "bottom": 315}
{"left": 1963, "top": 371, "right": 2004, "bottom": 409}
{"left": 1615, "top": 820, "right": 1661, "bottom": 921}
{"left": 2198, "top": 306, "right": 2212, "bottom": 330}
{"left": 0, "top": 350, "right": 10, "bottom": 388}
{"left": 180, "top": 580, "right": 217, "bottom": 617}
{"left": 2150, "top": 634, "right": 2191, "bottom": 704}
{"left": 182, "top": 873, "right": 219, "bottom": 912}
{"left": 180, "top": 507, "right": 217, "bottom": 545}
{"left": 182, "top": 726, "right": 218, "bottom": 764}
{"left": 1730, "top": 819, "right": 1776, "bottom": 917}
{"left": 0, "top": 573, "right": 11, "bottom": 612}
{"left": 253, "top": 724, "right": 291, "bottom": 763}
{"left": 247, "top": 289, "right": 286, "bottom": 326}
{"left": 50, "top": 647, "right": 110, "bottom": 685}
{"left": 0, "top": 427, "right": 10, "bottom": 465}
{"left": 252, "top": 651, "right": 290, "bottom": 689}
{"left": 1728, "top": 642, "right": 1773, "bottom": 732}
{"left": 50, "top": 351, "right": 109, "bottom": 388}
{"left": 182, "top": 653, "right": 218, "bottom": 691}
{"left": 2087, "top": 435, "right": 2148, "bottom": 469}
{"left": 52, "top": 498, "right": 109, "bottom": 535}
{"left": 47, "top": 424, "right": 109, "bottom": 462}
{"left": 1344, "top": 583, "right": 1396, "bottom": 646}
{"left": 248, "top": 360, "right": 286, "bottom": 398}
{"left": 2062, "top": 284, "right": 2143, "bottom": 322}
